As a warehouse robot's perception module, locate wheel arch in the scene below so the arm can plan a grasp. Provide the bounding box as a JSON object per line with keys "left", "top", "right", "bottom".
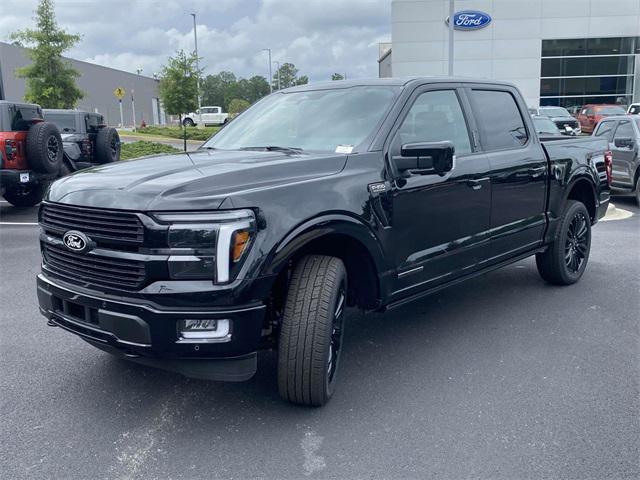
{"left": 564, "top": 175, "right": 597, "bottom": 222}
{"left": 262, "top": 214, "right": 387, "bottom": 310}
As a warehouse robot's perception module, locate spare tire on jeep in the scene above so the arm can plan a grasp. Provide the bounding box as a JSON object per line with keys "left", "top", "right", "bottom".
{"left": 26, "top": 122, "right": 63, "bottom": 174}
{"left": 95, "top": 127, "right": 120, "bottom": 164}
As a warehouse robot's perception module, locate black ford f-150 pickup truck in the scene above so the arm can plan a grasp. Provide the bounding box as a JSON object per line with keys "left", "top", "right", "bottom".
{"left": 36, "top": 78, "right": 612, "bottom": 406}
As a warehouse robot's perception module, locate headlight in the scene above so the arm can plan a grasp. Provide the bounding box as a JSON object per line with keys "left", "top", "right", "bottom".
{"left": 151, "top": 209, "right": 256, "bottom": 283}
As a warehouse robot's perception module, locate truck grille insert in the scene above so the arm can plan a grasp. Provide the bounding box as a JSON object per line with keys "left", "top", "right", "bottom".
{"left": 40, "top": 203, "right": 144, "bottom": 246}
{"left": 42, "top": 243, "right": 146, "bottom": 291}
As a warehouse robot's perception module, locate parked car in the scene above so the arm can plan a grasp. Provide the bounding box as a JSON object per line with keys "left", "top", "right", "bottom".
{"left": 577, "top": 104, "right": 627, "bottom": 134}
{"left": 593, "top": 115, "right": 640, "bottom": 204}
{"left": 532, "top": 115, "right": 564, "bottom": 137}
{"left": 566, "top": 105, "right": 582, "bottom": 118}
{"left": 627, "top": 103, "right": 640, "bottom": 115}
{"left": 43, "top": 109, "right": 120, "bottom": 169}
{"left": 37, "top": 78, "right": 611, "bottom": 406}
{"left": 530, "top": 106, "right": 581, "bottom": 135}
{"left": 182, "top": 106, "right": 229, "bottom": 127}
{"left": 0, "top": 100, "right": 65, "bottom": 206}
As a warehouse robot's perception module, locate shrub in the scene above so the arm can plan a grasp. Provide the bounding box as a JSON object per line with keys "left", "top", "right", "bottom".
{"left": 120, "top": 141, "right": 179, "bottom": 160}
{"left": 137, "top": 125, "right": 219, "bottom": 141}
{"left": 228, "top": 98, "right": 250, "bottom": 115}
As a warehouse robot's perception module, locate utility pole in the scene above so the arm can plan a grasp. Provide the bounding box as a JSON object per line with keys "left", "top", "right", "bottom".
{"left": 273, "top": 61, "right": 280, "bottom": 90}
{"left": 448, "top": 0, "right": 455, "bottom": 76}
{"left": 191, "top": 13, "right": 202, "bottom": 127}
{"left": 263, "top": 48, "right": 272, "bottom": 93}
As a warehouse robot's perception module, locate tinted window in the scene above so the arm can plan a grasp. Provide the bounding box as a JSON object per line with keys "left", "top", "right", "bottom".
{"left": 594, "top": 120, "right": 616, "bottom": 138}
{"left": 614, "top": 121, "right": 633, "bottom": 139}
{"left": 44, "top": 113, "right": 77, "bottom": 132}
{"left": 396, "top": 90, "right": 471, "bottom": 155}
{"left": 629, "top": 105, "right": 640, "bottom": 115}
{"left": 471, "top": 90, "right": 528, "bottom": 150}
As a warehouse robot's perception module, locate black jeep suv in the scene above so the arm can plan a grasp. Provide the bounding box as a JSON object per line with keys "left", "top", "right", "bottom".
{"left": 37, "top": 78, "right": 611, "bottom": 406}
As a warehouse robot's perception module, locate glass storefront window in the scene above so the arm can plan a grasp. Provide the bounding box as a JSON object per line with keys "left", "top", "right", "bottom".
{"left": 542, "top": 37, "right": 639, "bottom": 57}
{"left": 541, "top": 76, "right": 632, "bottom": 97}
{"left": 541, "top": 56, "right": 633, "bottom": 77}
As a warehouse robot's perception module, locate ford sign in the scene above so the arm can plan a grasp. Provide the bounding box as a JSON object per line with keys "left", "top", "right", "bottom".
{"left": 63, "top": 230, "right": 90, "bottom": 253}
{"left": 447, "top": 10, "right": 492, "bottom": 30}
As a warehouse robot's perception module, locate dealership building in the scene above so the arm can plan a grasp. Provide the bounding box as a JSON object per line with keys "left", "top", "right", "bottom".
{"left": 0, "top": 41, "right": 165, "bottom": 126}
{"left": 381, "top": 0, "right": 640, "bottom": 109}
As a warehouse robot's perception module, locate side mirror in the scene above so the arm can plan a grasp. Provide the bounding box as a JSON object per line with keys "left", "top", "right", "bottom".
{"left": 614, "top": 137, "right": 635, "bottom": 148}
{"left": 394, "top": 141, "right": 455, "bottom": 176}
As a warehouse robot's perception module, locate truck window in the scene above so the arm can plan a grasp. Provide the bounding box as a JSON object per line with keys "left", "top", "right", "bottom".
{"left": 614, "top": 121, "right": 633, "bottom": 139}
{"left": 470, "top": 90, "right": 528, "bottom": 151}
{"left": 396, "top": 90, "right": 471, "bottom": 155}
{"left": 594, "top": 120, "right": 616, "bottom": 138}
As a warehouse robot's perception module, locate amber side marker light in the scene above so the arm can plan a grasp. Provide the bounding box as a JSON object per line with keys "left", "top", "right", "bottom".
{"left": 232, "top": 230, "right": 251, "bottom": 262}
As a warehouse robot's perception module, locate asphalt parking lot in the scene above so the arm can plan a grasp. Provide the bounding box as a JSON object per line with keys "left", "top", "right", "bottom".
{"left": 1, "top": 198, "right": 638, "bottom": 480}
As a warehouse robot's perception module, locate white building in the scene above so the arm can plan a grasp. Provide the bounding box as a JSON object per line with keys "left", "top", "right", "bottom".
{"left": 383, "top": 0, "right": 640, "bottom": 108}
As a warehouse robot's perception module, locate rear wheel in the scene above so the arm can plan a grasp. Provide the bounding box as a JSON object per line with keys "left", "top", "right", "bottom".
{"left": 3, "top": 183, "right": 45, "bottom": 207}
{"left": 536, "top": 200, "right": 591, "bottom": 285}
{"left": 183, "top": 118, "right": 195, "bottom": 127}
{"left": 277, "top": 255, "right": 347, "bottom": 407}
{"left": 26, "top": 122, "right": 62, "bottom": 174}
{"left": 634, "top": 175, "right": 640, "bottom": 207}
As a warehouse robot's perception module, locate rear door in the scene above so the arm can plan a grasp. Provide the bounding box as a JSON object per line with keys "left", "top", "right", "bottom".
{"left": 610, "top": 120, "right": 638, "bottom": 186}
{"left": 466, "top": 86, "right": 548, "bottom": 265}
{"left": 386, "top": 84, "right": 492, "bottom": 297}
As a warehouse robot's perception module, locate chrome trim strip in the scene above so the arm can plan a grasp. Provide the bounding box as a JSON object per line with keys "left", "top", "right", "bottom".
{"left": 397, "top": 266, "right": 424, "bottom": 278}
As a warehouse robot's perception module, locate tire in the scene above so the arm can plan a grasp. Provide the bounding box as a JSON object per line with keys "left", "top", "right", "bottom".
{"left": 95, "top": 127, "right": 120, "bottom": 164}
{"left": 277, "top": 255, "right": 347, "bottom": 407}
{"left": 183, "top": 118, "right": 195, "bottom": 127}
{"left": 26, "top": 122, "right": 62, "bottom": 174}
{"left": 3, "top": 183, "right": 45, "bottom": 207}
{"left": 536, "top": 200, "right": 591, "bottom": 285}
{"left": 634, "top": 175, "right": 640, "bottom": 207}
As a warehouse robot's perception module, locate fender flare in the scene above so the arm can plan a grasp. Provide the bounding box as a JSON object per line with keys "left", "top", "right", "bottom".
{"left": 260, "top": 213, "right": 389, "bottom": 279}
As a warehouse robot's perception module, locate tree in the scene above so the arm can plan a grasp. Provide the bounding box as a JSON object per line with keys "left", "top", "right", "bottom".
{"left": 331, "top": 73, "right": 345, "bottom": 81}
{"left": 228, "top": 98, "right": 250, "bottom": 115}
{"left": 158, "top": 50, "right": 200, "bottom": 121}
{"left": 11, "top": 0, "right": 83, "bottom": 108}
{"left": 273, "top": 63, "right": 308, "bottom": 90}
{"left": 201, "top": 72, "right": 270, "bottom": 110}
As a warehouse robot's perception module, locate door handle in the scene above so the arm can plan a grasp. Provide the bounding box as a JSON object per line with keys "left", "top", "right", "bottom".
{"left": 528, "top": 166, "right": 546, "bottom": 178}
{"left": 466, "top": 179, "right": 483, "bottom": 190}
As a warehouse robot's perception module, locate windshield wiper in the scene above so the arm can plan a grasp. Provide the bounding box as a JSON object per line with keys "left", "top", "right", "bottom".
{"left": 239, "top": 146, "right": 304, "bottom": 154}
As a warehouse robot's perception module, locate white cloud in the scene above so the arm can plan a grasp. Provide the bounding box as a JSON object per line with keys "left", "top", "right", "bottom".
{"left": 0, "top": 0, "right": 391, "bottom": 81}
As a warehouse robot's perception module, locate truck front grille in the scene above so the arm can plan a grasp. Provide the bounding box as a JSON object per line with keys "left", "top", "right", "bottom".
{"left": 42, "top": 243, "right": 146, "bottom": 291}
{"left": 40, "top": 203, "right": 144, "bottom": 247}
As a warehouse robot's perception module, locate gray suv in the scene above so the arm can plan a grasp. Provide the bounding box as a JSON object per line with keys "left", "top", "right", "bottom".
{"left": 594, "top": 116, "right": 640, "bottom": 205}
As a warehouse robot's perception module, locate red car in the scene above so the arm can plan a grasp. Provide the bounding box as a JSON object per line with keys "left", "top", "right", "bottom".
{"left": 577, "top": 104, "right": 627, "bottom": 134}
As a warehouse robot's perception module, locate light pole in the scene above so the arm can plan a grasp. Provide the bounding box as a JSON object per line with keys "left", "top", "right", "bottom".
{"left": 191, "top": 13, "right": 202, "bottom": 127}
{"left": 263, "top": 48, "right": 272, "bottom": 93}
{"left": 448, "top": 0, "right": 454, "bottom": 76}
{"left": 273, "top": 61, "right": 280, "bottom": 90}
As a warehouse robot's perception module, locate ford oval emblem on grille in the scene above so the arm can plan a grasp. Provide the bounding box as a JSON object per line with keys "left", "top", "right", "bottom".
{"left": 63, "top": 231, "right": 90, "bottom": 253}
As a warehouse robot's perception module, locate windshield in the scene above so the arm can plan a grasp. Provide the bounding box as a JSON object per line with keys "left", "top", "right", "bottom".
{"left": 44, "top": 113, "right": 77, "bottom": 132}
{"left": 596, "top": 106, "right": 626, "bottom": 115}
{"left": 541, "top": 107, "right": 570, "bottom": 117}
{"left": 203, "top": 86, "right": 400, "bottom": 152}
{"left": 533, "top": 116, "right": 560, "bottom": 134}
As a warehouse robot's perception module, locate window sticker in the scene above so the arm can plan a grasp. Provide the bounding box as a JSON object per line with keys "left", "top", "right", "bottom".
{"left": 335, "top": 145, "right": 354, "bottom": 154}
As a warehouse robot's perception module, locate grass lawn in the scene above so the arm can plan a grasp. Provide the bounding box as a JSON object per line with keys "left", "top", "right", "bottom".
{"left": 130, "top": 125, "right": 220, "bottom": 141}
{"left": 120, "top": 141, "right": 180, "bottom": 160}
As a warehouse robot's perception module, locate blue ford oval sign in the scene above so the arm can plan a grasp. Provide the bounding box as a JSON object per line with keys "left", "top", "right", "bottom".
{"left": 448, "top": 10, "right": 492, "bottom": 30}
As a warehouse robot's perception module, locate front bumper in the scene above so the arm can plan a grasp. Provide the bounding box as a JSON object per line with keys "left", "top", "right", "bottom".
{"left": 36, "top": 274, "right": 266, "bottom": 381}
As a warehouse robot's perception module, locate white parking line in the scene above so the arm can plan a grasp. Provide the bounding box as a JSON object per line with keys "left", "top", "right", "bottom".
{"left": 0, "top": 222, "right": 39, "bottom": 225}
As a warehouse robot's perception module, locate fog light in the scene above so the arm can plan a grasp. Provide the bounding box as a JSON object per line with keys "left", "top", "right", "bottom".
{"left": 178, "top": 319, "right": 231, "bottom": 341}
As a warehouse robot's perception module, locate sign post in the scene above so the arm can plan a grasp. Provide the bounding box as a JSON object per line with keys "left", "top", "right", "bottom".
{"left": 131, "top": 89, "right": 137, "bottom": 132}
{"left": 113, "top": 87, "right": 126, "bottom": 127}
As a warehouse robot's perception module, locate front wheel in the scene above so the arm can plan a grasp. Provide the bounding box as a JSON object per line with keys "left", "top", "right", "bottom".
{"left": 634, "top": 175, "right": 640, "bottom": 207}
{"left": 536, "top": 200, "right": 591, "bottom": 285}
{"left": 277, "top": 255, "right": 347, "bottom": 407}
{"left": 182, "top": 118, "right": 195, "bottom": 127}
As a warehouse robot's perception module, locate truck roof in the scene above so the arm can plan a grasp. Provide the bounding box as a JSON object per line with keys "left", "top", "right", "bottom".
{"left": 43, "top": 109, "right": 98, "bottom": 115}
{"left": 284, "top": 76, "right": 518, "bottom": 92}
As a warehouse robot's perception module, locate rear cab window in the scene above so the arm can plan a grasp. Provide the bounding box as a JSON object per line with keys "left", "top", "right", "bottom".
{"left": 469, "top": 89, "right": 529, "bottom": 151}
{"left": 594, "top": 120, "right": 616, "bottom": 138}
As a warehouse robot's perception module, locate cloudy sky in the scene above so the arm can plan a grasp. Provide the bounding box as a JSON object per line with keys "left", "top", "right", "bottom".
{"left": 0, "top": 0, "right": 391, "bottom": 81}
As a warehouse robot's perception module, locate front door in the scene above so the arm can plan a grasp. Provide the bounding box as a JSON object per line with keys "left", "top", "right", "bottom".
{"left": 466, "top": 87, "right": 548, "bottom": 263}
{"left": 387, "top": 87, "right": 492, "bottom": 299}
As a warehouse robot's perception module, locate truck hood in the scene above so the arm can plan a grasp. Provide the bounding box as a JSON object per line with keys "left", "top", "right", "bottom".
{"left": 47, "top": 149, "right": 348, "bottom": 210}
